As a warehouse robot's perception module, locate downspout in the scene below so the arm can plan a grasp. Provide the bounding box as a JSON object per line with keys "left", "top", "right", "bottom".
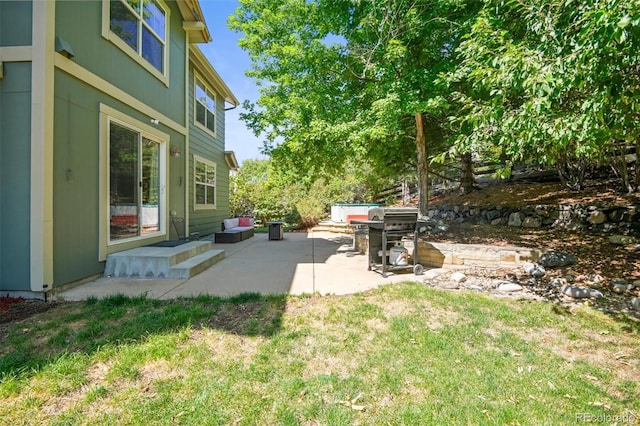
{"left": 184, "top": 32, "right": 190, "bottom": 238}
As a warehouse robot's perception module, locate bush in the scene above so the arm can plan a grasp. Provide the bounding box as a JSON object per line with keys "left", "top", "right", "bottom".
{"left": 231, "top": 159, "right": 371, "bottom": 228}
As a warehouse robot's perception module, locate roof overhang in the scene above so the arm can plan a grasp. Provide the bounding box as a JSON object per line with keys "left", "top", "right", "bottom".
{"left": 225, "top": 151, "right": 240, "bottom": 170}
{"left": 190, "top": 44, "right": 240, "bottom": 108}
{"left": 177, "top": 0, "right": 211, "bottom": 43}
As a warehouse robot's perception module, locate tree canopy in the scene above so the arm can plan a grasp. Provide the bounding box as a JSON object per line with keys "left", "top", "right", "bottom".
{"left": 230, "top": 0, "right": 640, "bottom": 206}
{"left": 449, "top": 0, "right": 640, "bottom": 190}
{"left": 230, "top": 0, "right": 483, "bottom": 215}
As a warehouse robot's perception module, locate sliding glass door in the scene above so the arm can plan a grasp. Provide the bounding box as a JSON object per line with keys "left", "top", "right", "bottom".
{"left": 109, "top": 121, "right": 162, "bottom": 242}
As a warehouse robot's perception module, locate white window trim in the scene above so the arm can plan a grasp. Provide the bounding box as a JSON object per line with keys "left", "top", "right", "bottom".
{"left": 98, "top": 103, "right": 169, "bottom": 261}
{"left": 193, "top": 154, "right": 217, "bottom": 210}
{"left": 101, "top": 0, "right": 170, "bottom": 86}
{"left": 194, "top": 73, "right": 216, "bottom": 137}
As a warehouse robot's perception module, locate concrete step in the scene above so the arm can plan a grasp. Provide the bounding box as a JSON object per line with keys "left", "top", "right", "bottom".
{"left": 104, "top": 241, "right": 220, "bottom": 279}
{"left": 168, "top": 249, "right": 225, "bottom": 279}
{"left": 312, "top": 221, "right": 355, "bottom": 234}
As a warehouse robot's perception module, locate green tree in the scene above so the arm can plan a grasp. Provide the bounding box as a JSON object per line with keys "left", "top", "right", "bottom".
{"left": 448, "top": 0, "right": 640, "bottom": 191}
{"left": 230, "top": 0, "right": 483, "bottom": 215}
{"left": 230, "top": 159, "right": 286, "bottom": 223}
{"left": 230, "top": 158, "right": 365, "bottom": 227}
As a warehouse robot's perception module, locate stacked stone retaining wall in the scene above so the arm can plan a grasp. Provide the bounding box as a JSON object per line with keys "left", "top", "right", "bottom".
{"left": 417, "top": 241, "right": 542, "bottom": 268}
{"left": 428, "top": 204, "right": 640, "bottom": 235}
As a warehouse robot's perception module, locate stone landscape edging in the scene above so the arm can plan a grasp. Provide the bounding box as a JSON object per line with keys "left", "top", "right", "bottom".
{"left": 428, "top": 203, "right": 640, "bottom": 235}
{"left": 417, "top": 241, "right": 542, "bottom": 268}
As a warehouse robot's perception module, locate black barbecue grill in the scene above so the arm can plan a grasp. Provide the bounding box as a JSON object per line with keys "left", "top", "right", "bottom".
{"left": 368, "top": 207, "right": 419, "bottom": 228}
{"left": 353, "top": 207, "right": 426, "bottom": 277}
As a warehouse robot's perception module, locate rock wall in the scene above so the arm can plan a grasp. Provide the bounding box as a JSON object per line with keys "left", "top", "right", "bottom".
{"left": 417, "top": 241, "right": 542, "bottom": 268}
{"left": 428, "top": 204, "right": 640, "bottom": 235}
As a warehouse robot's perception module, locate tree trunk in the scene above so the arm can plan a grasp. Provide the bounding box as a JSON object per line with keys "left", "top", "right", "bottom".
{"left": 415, "top": 113, "right": 429, "bottom": 217}
{"left": 402, "top": 179, "right": 411, "bottom": 206}
{"left": 559, "top": 153, "right": 587, "bottom": 191}
{"left": 459, "top": 152, "right": 475, "bottom": 194}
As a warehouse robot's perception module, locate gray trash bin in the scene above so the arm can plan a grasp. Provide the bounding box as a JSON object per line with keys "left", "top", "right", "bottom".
{"left": 267, "top": 221, "right": 284, "bottom": 240}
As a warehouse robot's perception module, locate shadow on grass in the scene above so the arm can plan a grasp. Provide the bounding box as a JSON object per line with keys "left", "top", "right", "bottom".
{"left": 0, "top": 231, "right": 353, "bottom": 381}
{"left": 0, "top": 292, "right": 288, "bottom": 379}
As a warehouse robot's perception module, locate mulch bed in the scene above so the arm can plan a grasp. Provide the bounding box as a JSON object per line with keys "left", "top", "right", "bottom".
{"left": 0, "top": 296, "right": 65, "bottom": 325}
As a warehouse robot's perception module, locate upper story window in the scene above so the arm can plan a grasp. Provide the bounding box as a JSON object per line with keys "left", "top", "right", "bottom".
{"left": 195, "top": 77, "right": 216, "bottom": 134}
{"left": 107, "top": 0, "right": 167, "bottom": 76}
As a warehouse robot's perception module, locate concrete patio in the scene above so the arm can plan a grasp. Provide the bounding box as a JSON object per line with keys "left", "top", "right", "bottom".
{"left": 56, "top": 231, "right": 444, "bottom": 301}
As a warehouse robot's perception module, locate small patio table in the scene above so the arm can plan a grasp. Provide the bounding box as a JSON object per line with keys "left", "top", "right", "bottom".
{"left": 267, "top": 221, "right": 284, "bottom": 240}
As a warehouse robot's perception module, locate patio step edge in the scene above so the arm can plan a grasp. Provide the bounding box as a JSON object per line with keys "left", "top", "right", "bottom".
{"left": 167, "top": 249, "right": 226, "bottom": 279}
{"left": 171, "top": 241, "right": 215, "bottom": 265}
{"left": 104, "top": 241, "right": 215, "bottom": 278}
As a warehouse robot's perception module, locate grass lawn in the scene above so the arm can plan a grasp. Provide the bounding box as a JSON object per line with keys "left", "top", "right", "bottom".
{"left": 1, "top": 283, "right": 638, "bottom": 425}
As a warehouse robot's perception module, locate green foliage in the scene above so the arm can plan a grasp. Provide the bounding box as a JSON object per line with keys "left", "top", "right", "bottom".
{"left": 447, "top": 0, "right": 640, "bottom": 189}
{"left": 230, "top": 159, "right": 366, "bottom": 227}
{"left": 230, "top": 0, "right": 640, "bottom": 197}
{"left": 230, "top": 0, "right": 483, "bottom": 210}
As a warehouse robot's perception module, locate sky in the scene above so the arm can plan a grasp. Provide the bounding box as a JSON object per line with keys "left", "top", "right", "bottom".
{"left": 197, "top": 0, "right": 267, "bottom": 165}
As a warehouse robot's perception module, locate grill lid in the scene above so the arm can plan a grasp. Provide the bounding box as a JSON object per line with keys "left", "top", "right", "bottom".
{"left": 368, "top": 207, "right": 419, "bottom": 222}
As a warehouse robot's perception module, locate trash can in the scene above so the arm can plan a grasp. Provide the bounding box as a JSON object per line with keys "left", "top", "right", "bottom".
{"left": 267, "top": 221, "right": 284, "bottom": 240}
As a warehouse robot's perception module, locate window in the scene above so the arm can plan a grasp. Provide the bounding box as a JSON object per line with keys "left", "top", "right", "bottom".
{"left": 108, "top": 0, "right": 167, "bottom": 74}
{"left": 194, "top": 156, "right": 216, "bottom": 209}
{"left": 195, "top": 77, "right": 216, "bottom": 134}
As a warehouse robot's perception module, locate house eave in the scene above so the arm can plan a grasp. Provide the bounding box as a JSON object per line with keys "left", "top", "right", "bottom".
{"left": 177, "top": 0, "right": 211, "bottom": 43}
{"left": 190, "top": 44, "right": 240, "bottom": 107}
{"left": 225, "top": 151, "right": 240, "bottom": 170}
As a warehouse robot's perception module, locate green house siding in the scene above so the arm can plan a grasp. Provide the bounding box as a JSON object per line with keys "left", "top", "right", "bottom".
{"left": 52, "top": 70, "right": 187, "bottom": 285}
{"left": 0, "top": 0, "right": 32, "bottom": 46}
{"left": 53, "top": 82, "right": 102, "bottom": 284}
{"left": 55, "top": 0, "right": 186, "bottom": 125}
{"left": 46, "top": 0, "right": 190, "bottom": 286}
{"left": 188, "top": 68, "right": 230, "bottom": 236}
{"left": 1, "top": 1, "right": 226, "bottom": 292}
{"left": 1, "top": 1, "right": 42, "bottom": 292}
{"left": 0, "top": 62, "right": 32, "bottom": 291}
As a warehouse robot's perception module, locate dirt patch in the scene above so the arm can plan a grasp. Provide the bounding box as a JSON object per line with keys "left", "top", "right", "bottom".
{"left": 420, "top": 180, "right": 640, "bottom": 318}
{"left": 0, "top": 297, "right": 67, "bottom": 345}
{"left": 411, "top": 180, "right": 640, "bottom": 291}
{"left": 0, "top": 296, "right": 65, "bottom": 324}
{"left": 200, "top": 300, "right": 285, "bottom": 336}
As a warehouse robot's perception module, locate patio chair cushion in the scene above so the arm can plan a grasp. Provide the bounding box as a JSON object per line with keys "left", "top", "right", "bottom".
{"left": 223, "top": 218, "right": 239, "bottom": 230}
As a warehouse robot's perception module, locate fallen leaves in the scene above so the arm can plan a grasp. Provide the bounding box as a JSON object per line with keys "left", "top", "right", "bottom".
{"left": 337, "top": 392, "right": 366, "bottom": 411}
